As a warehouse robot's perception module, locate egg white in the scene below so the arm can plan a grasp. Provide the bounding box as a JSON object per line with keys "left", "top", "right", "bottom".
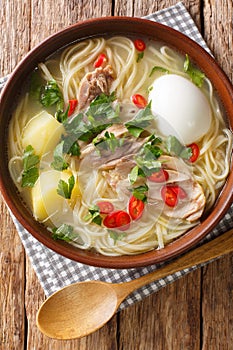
{"left": 149, "top": 74, "right": 212, "bottom": 144}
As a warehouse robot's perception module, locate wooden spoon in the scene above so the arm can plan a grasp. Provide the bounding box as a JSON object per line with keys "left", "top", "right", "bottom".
{"left": 36, "top": 228, "right": 233, "bottom": 340}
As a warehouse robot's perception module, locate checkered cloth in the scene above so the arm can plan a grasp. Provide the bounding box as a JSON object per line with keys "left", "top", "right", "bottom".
{"left": 1, "top": 2, "right": 232, "bottom": 310}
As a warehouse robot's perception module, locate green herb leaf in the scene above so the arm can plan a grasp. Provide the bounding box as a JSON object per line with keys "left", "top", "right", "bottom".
{"left": 52, "top": 224, "right": 77, "bottom": 242}
{"left": 21, "top": 145, "right": 40, "bottom": 188}
{"left": 55, "top": 106, "right": 69, "bottom": 123}
{"left": 51, "top": 141, "right": 69, "bottom": 171}
{"left": 93, "top": 131, "right": 124, "bottom": 153}
{"left": 57, "top": 175, "right": 75, "bottom": 199}
{"left": 129, "top": 165, "right": 146, "bottom": 184}
{"left": 87, "top": 92, "right": 120, "bottom": 124}
{"left": 184, "top": 54, "right": 205, "bottom": 87}
{"left": 134, "top": 135, "right": 163, "bottom": 176}
{"left": 129, "top": 165, "right": 139, "bottom": 184}
{"left": 64, "top": 93, "right": 120, "bottom": 143}
{"left": 130, "top": 184, "right": 148, "bottom": 202}
{"left": 84, "top": 205, "right": 102, "bottom": 226}
{"left": 125, "top": 101, "right": 154, "bottom": 137}
{"left": 22, "top": 167, "right": 39, "bottom": 188}
{"left": 136, "top": 52, "right": 144, "bottom": 63}
{"left": 109, "top": 230, "right": 126, "bottom": 244}
{"left": 149, "top": 66, "right": 169, "bottom": 77}
{"left": 165, "top": 135, "right": 192, "bottom": 159}
{"left": 40, "top": 80, "right": 64, "bottom": 109}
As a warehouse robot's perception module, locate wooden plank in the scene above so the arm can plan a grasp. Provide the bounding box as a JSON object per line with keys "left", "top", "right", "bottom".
{"left": 0, "top": 0, "right": 31, "bottom": 75}
{"left": 202, "top": 255, "right": 233, "bottom": 349}
{"left": 0, "top": 201, "right": 25, "bottom": 350}
{"left": 202, "top": 2, "right": 233, "bottom": 348}
{"left": 25, "top": 1, "right": 118, "bottom": 349}
{"left": 203, "top": 0, "right": 233, "bottom": 82}
{"left": 25, "top": 256, "right": 118, "bottom": 349}
{"left": 115, "top": 1, "right": 202, "bottom": 349}
{"left": 118, "top": 270, "right": 201, "bottom": 350}
{"left": 0, "top": 1, "right": 31, "bottom": 349}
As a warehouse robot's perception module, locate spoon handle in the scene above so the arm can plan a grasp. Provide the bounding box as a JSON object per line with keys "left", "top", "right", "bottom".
{"left": 114, "top": 228, "right": 233, "bottom": 304}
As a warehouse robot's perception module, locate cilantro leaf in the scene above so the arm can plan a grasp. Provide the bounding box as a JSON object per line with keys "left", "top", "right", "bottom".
{"left": 84, "top": 205, "right": 102, "bottom": 225}
{"left": 149, "top": 66, "right": 169, "bottom": 77}
{"left": 93, "top": 131, "right": 124, "bottom": 153}
{"left": 125, "top": 101, "right": 154, "bottom": 137}
{"left": 130, "top": 184, "right": 148, "bottom": 202}
{"left": 22, "top": 167, "right": 39, "bottom": 188}
{"left": 57, "top": 175, "right": 75, "bottom": 199}
{"left": 109, "top": 230, "right": 126, "bottom": 244}
{"left": 135, "top": 135, "right": 163, "bottom": 176}
{"left": 64, "top": 93, "right": 120, "bottom": 143}
{"left": 55, "top": 106, "right": 69, "bottom": 123}
{"left": 136, "top": 52, "right": 144, "bottom": 63}
{"left": 129, "top": 165, "right": 146, "bottom": 184}
{"left": 51, "top": 141, "right": 69, "bottom": 171}
{"left": 86, "top": 92, "right": 120, "bottom": 128}
{"left": 165, "top": 135, "right": 192, "bottom": 160}
{"left": 21, "top": 145, "right": 39, "bottom": 188}
{"left": 184, "top": 54, "right": 205, "bottom": 87}
{"left": 52, "top": 224, "right": 77, "bottom": 242}
{"left": 40, "top": 80, "right": 64, "bottom": 110}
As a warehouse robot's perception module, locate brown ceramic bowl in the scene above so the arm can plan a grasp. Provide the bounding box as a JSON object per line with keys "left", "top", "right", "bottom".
{"left": 0, "top": 17, "right": 233, "bottom": 268}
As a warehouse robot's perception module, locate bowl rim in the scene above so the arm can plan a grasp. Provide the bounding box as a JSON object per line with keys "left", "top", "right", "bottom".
{"left": 0, "top": 16, "right": 232, "bottom": 268}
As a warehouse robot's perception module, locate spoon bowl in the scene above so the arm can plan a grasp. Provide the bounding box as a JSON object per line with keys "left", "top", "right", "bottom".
{"left": 37, "top": 281, "right": 119, "bottom": 339}
{"left": 37, "top": 228, "right": 233, "bottom": 340}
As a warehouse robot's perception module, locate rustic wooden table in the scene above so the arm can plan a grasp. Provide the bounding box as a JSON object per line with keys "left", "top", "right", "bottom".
{"left": 0, "top": 1, "right": 232, "bottom": 349}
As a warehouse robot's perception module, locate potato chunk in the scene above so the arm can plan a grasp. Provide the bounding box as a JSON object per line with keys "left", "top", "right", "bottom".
{"left": 31, "top": 170, "right": 72, "bottom": 224}
{"left": 22, "top": 110, "right": 65, "bottom": 156}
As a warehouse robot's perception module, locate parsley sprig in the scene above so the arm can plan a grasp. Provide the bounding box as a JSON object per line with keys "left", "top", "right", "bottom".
{"left": 39, "top": 80, "right": 68, "bottom": 123}
{"left": 52, "top": 224, "right": 77, "bottom": 242}
{"left": 51, "top": 141, "right": 69, "bottom": 171}
{"left": 64, "top": 93, "right": 120, "bottom": 143}
{"left": 57, "top": 175, "right": 75, "bottom": 199}
{"left": 125, "top": 101, "right": 154, "bottom": 138}
{"left": 93, "top": 131, "right": 124, "bottom": 154}
{"left": 165, "top": 135, "right": 192, "bottom": 159}
{"left": 84, "top": 205, "right": 102, "bottom": 226}
{"left": 130, "top": 184, "right": 148, "bottom": 202}
{"left": 135, "top": 135, "right": 163, "bottom": 176}
{"left": 184, "top": 54, "right": 205, "bottom": 87}
{"left": 149, "top": 66, "right": 169, "bottom": 77}
{"left": 21, "top": 145, "right": 39, "bottom": 188}
{"left": 109, "top": 230, "right": 126, "bottom": 244}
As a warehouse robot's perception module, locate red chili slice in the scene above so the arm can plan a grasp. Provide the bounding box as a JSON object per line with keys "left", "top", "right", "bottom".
{"left": 188, "top": 143, "right": 200, "bottom": 163}
{"left": 103, "top": 210, "right": 131, "bottom": 231}
{"left": 131, "top": 94, "right": 147, "bottom": 109}
{"left": 134, "top": 39, "right": 146, "bottom": 52}
{"left": 128, "top": 196, "right": 145, "bottom": 220}
{"left": 161, "top": 185, "right": 178, "bottom": 207}
{"left": 103, "top": 211, "right": 118, "bottom": 228}
{"left": 68, "top": 99, "right": 78, "bottom": 116}
{"left": 97, "top": 201, "right": 114, "bottom": 214}
{"left": 170, "top": 185, "right": 187, "bottom": 199}
{"left": 94, "top": 53, "right": 107, "bottom": 68}
{"left": 116, "top": 211, "right": 131, "bottom": 231}
{"left": 148, "top": 169, "right": 169, "bottom": 183}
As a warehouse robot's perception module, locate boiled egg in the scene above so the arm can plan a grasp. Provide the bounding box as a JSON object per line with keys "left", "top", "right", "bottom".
{"left": 149, "top": 74, "right": 212, "bottom": 144}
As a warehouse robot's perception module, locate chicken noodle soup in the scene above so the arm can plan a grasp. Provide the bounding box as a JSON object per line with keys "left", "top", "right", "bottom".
{"left": 8, "top": 36, "right": 232, "bottom": 256}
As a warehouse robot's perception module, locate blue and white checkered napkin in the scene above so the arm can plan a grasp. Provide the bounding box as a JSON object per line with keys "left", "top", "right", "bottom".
{"left": 1, "top": 2, "right": 232, "bottom": 310}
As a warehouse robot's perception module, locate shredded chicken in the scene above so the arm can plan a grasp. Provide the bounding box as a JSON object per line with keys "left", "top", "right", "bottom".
{"left": 78, "top": 65, "right": 114, "bottom": 111}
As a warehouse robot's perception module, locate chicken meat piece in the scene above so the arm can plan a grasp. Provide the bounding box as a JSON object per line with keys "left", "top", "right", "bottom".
{"left": 78, "top": 65, "right": 114, "bottom": 111}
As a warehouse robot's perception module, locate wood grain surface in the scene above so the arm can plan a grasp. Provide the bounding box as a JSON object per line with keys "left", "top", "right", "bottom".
{"left": 0, "top": 1, "right": 232, "bottom": 349}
